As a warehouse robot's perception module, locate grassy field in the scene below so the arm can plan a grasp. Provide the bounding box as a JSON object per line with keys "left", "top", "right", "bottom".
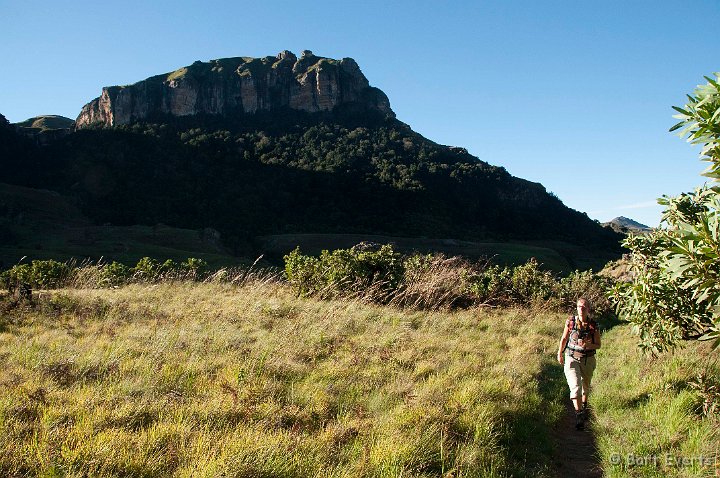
{"left": 0, "top": 281, "right": 570, "bottom": 477}
{"left": 1, "top": 279, "right": 717, "bottom": 477}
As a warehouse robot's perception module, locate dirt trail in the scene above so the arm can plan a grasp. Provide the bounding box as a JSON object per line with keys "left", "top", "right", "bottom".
{"left": 551, "top": 400, "right": 603, "bottom": 477}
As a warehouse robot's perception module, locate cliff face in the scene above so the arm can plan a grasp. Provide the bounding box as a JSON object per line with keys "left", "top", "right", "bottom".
{"left": 76, "top": 50, "right": 394, "bottom": 128}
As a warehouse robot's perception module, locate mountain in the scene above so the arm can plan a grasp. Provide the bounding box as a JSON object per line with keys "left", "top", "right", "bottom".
{"left": 603, "top": 216, "right": 651, "bottom": 234}
{"left": 76, "top": 50, "right": 392, "bottom": 128}
{"left": 0, "top": 52, "right": 624, "bottom": 269}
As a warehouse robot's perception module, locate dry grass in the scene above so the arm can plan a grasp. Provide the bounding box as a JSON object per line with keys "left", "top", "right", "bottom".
{"left": 0, "top": 280, "right": 568, "bottom": 477}
{"left": 390, "top": 255, "right": 477, "bottom": 311}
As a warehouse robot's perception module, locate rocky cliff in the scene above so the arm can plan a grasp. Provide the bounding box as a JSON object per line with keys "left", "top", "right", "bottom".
{"left": 76, "top": 50, "right": 394, "bottom": 128}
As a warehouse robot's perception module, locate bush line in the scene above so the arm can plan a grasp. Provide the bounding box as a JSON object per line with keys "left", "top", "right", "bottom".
{"left": 285, "top": 244, "right": 613, "bottom": 314}
{"left": 1, "top": 244, "right": 614, "bottom": 315}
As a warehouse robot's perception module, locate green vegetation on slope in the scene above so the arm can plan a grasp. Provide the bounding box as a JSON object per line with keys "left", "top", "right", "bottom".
{"left": 0, "top": 281, "right": 571, "bottom": 477}
{"left": 0, "top": 109, "right": 623, "bottom": 270}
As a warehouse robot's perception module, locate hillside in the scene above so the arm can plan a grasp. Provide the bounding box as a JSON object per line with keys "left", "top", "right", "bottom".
{"left": 0, "top": 182, "right": 245, "bottom": 269}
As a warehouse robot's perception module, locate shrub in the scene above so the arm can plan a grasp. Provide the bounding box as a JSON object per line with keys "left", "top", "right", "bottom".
{"left": 612, "top": 73, "right": 720, "bottom": 351}
{"left": 689, "top": 371, "right": 720, "bottom": 418}
{"left": 285, "top": 244, "right": 404, "bottom": 301}
{"left": 558, "top": 269, "right": 613, "bottom": 317}
{"left": 284, "top": 248, "right": 322, "bottom": 296}
{"left": 99, "top": 261, "right": 133, "bottom": 287}
{"left": 180, "top": 258, "right": 208, "bottom": 279}
{"left": 509, "top": 258, "right": 557, "bottom": 305}
{"left": 127, "top": 257, "right": 212, "bottom": 282}
{"left": 133, "top": 257, "right": 162, "bottom": 282}
{"left": 0, "top": 260, "right": 72, "bottom": 291}
{"left": 0, "top": 264, "right": 32, "bottom": 292}
{"left": 464, "top": 264, "right": 513, "bottom": 305}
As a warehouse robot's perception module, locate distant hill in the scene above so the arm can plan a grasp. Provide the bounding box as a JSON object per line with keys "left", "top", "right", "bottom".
{"left": 0, "top": 51, "right": 625, "bottom": 270}
{"left": 15, "top": 115, "right": 74, "bottom": 131}
{"left": 13, "top": 115, "right": 74, "bottom": 145}
{"left": 603, "top": 216, "right": 652, "bottom": 234}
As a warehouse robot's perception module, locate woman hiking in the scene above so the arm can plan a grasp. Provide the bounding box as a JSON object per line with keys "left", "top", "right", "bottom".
{"left": 557, "top": 297, "right": 601, "bottom": 430}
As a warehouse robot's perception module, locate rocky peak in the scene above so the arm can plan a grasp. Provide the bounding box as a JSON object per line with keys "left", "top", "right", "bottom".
{"left": 602, "top": 216, "right": 652, "bottom": 235}
{"left": 276, "top": 50, "right": 297, "bottom": 62}
{"left": 75, "top": 51, "right": 394, "bottom": 128}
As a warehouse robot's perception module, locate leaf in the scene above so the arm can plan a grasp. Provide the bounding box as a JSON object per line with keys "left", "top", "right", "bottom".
{"left": 703, "top": 75, "right": 719, "bottom": 88}
{"left": 669, "top": 121, "right": 685, "bottom": 132}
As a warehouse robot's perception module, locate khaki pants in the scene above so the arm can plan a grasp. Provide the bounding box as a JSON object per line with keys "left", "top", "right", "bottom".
{"left": 564, "top": 353, "right": 596, "bottom": 399}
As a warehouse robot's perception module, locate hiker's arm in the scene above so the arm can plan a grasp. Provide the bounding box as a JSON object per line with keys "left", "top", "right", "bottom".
{"left": 556, "top": 322, "right": 570, "bottom": 364}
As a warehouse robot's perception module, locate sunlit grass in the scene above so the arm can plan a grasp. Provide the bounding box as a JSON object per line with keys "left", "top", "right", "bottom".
{"left": 0, "top": 281, "right": 568, "bottom": 477}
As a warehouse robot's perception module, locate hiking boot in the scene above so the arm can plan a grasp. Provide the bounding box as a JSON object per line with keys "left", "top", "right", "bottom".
{"left": 575, "top": 411, "right": 585, "bottom": 430}
{"left": 582, "top": 401, "right": 590, "bottom": 420}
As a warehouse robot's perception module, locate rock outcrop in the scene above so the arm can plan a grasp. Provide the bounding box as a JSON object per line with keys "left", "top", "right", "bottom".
{"left": 76, "top": 50, "right": 394, "bottom": 128}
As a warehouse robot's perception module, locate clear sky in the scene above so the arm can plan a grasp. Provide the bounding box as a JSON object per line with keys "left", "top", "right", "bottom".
{"left": 2, "top": 0, "right": 718, "bottom": 227}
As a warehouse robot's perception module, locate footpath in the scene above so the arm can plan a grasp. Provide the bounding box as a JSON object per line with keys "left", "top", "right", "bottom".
{"left": 551, "top": 400, "right": 603, "bottom": 477}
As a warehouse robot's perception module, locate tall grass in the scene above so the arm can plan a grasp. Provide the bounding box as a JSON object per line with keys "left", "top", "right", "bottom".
{"left": 0, "top": 281, "right": 569, "bottom": 477}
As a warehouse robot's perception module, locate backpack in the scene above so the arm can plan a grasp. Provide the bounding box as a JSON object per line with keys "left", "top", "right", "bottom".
{"left": 565, "top": 315, "right": 597, "bottom": 358}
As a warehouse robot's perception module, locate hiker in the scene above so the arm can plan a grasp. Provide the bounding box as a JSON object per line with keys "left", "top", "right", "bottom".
{"left": 556, "top": 297, "right": 601, "bottom": 430}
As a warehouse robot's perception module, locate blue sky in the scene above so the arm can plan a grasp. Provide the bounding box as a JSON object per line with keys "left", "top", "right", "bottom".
{"left": 2, "top": 0, "right": 718, "bottom": 227}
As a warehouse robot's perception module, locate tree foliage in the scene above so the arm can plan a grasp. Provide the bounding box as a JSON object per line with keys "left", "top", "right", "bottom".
{"left": 611, "top": 73, "right": 720, "bottom": 352}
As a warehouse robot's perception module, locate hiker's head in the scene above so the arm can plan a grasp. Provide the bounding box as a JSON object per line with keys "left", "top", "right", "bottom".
{"left": 576, "top": 298, "right": 590, "bottom": 318}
